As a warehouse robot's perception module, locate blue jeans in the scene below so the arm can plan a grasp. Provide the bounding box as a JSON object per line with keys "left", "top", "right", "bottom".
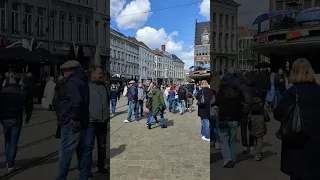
{"left": 201, "top": 118, "right": 210, "bottom": 139}
{"left": 212, "top": 120, "right": 220, "bottom": 143}
{"left": 2, "top": 119, "right": 22, "bottom": 168}
{"left": 138, "top": 100, "right": 144, "bottom": 116}
{"left": 169, "top": 98, "right": 176, "bottom": 113}
{"left": 84, "top": 122, "right": 107, "bottom": 175}
{"left": 127, "top": 101, "right": 139, "bottom": 121}
{"left": 147, "top": 111, "right": 165, "bottom": 125}
{"left": 56, "top": 124, "right": 88, "bottom": 180}
{"left": 177, "top": 100, "right": 184, "bottom": 113}
{"left": 219, "top": 121, "right": 238, "bottom": 165}
{"left": 165, "top": 98, "right": 169, "bottom": 109}
{"left": 275, "top": 90, "right": 281, "bottom": 107}
{"left": 110, "top": 99, "right": 117, "bottom": 115}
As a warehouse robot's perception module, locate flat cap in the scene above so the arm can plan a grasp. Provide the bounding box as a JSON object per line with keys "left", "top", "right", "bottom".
{"left": 60, "top": 60, "right": 80, "bottom": 70}
{"left": 129, "top": 80, "right": 135, "bottom": 84}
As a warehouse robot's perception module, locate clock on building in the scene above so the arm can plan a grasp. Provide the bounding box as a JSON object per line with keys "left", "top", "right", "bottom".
{"left": 202, "top": 34, "right": 209, "bottom": 41}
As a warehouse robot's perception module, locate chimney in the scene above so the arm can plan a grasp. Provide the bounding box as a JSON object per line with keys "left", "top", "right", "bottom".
{"left": 161, "top": 45, "right": 166, "bottom": 51}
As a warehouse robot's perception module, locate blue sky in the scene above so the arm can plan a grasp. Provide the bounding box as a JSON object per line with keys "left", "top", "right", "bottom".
{"left": 110, "top": 0, "right": 210, "bottom": 69}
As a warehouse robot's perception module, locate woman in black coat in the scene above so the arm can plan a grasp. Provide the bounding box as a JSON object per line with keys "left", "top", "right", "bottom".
{"left": 196, "top": 80, "right": 210, "bottom": 141}
{"left": 273, "top": 58, "right": 320, "bottom": 180}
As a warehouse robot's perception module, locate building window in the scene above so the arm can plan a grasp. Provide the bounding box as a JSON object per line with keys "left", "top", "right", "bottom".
{"left": 84, "top": 17, "right": 89, "bottom": 42}
{"left": 76, "top": 16, "right": 82, "bottom": 41}
{"left": 68, "top": 15, "right": 74, "bottom": 41}
{"left": 219, "top": 33, "right": 222, "bottom": 49}
{"left": 231, "top": 16, "right": 235, "bottom": 26}
{"left": 59, "top": 13, "right": 65, "bottom": 40}
{"left": 231, "top": 35, "right": 234, "bottom": 50}
{"left": 103, "top": 22, "right": 107, "bottom": 45}
{"left": 103, "top": 0, "right": 107, "bottom": 13}
{"left": 37, "top": 7, "right": 45, "bottom": 37}
{"left": 212, "top": 32, "right": 216, "bottom": 48}
{"left": 224, "top": 34, "right": 228, "bottom": 49}
{"left": 225, "top": 15, "right": 229, "bottom": 26}
{"left": 77, "top": 0, "right": 81, "bottom": 4}
{"left": 95, "top": 21, "right": 99, "bottom": 44}
{"left": 0, "top": 1, "right": 6, "bottom": 31}
{"left": 12, "top": 3, "right": 21, "bottom": 34}
{"left": 95, "top": 0, "right": 99, "bottom": 11}
{"left": 24, "top": 5, "right": 33, "bottom": 35}
{"left": 50, "top": 11, "right": 56, "bottom": 39}
{"left": 219, "top": 14, "right": 223, "bottom": 25}
{"left": 85, "top": 0, "right": 89, "bottom": 5}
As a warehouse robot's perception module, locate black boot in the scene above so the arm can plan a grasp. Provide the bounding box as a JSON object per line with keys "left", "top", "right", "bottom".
{"left": 161, "top": 124, "right": 167, "bottom": 128}
{"left": 147, "top": 124, "right": 152, "bottom": 129}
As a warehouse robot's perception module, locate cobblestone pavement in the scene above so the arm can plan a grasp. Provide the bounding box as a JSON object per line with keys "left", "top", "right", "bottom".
{"left": 110, "top": 100, "right": 210, "bottom": 180}
{"left": 211, "top": 113, "right": 290, "bottom": 180}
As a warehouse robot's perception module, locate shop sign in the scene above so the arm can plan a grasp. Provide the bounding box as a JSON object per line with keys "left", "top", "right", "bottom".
{"left": 286, "top": 31, "right": 301, "bottom": 40}
{"left": 255, "top": 33, "right": 268, "bottom": 43}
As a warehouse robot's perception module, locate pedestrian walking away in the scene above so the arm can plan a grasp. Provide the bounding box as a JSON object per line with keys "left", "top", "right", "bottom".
{"left": 0, "top": 74, "right": 27, "bottom": 172}
{"left": 110, "top": 83, "right": 119, "bottom": 117}
{"left": 124, "top": 80, "right": 139, "bottom": 123}
{"left": 215, "top": 73, "right": 243, "bottom": 168}
{"left": 146, "top": 84, "right": 167, "bottom": 129}
{"left": 22, "top": 72, "right": 35, "bottom": 124}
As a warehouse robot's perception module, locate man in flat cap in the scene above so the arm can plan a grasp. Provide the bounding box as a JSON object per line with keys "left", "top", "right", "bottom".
{"left": 55, "top": 60, "right": 90, "bottom": 180}
{"left": 124, "top": 80, "right": 139, "bottom": 123}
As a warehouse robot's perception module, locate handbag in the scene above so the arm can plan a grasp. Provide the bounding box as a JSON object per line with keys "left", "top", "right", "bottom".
{"left": 197, "top": 91, "right": 205, "bottom": 106}
{"left": 281, "top": 86, "right": 307, "bottom": 145}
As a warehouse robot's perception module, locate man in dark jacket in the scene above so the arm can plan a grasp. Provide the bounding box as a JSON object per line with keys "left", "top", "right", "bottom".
{"left": 110, "top": 83, "right": 118, "bottom": 117}
{"left": 22, "top": 72, "right": 35, "bottom": 124}
{"left": 124, "top": 80, "right": 139, "bottom": 123}
{"left": 56, "top": 60, "right": 89, "bottom": 180}
{"left": 0, "top": 74, "right": 27, "bottom": 172}
{"left": 84, "top": 66, "right": 109, "bottom": 177}
{"left": 177, "top": 85, "right": 186, "bottom": 115}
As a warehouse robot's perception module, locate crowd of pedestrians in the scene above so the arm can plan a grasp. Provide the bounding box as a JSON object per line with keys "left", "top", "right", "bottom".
{"left": 0, "top": 60, "right": 109, "bottom": 180}
{"left": 211, "top": 58, "right": 320, "bottom": 180}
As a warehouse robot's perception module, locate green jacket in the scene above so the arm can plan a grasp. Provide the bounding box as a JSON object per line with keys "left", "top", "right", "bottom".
{"left": 151, "top": 88, "right": 166, "bottom": 116}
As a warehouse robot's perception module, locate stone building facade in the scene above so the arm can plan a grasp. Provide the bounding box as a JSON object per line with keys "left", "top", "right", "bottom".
{"left": 0, "top": 0, "right": 110, "bottom": 75}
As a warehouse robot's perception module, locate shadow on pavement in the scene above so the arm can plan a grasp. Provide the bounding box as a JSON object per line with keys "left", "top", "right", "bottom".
{"left": 110, "top": 144, "right": 126, "bottom": 159}
{"left": 210, "top": 150, "right": 277, "bottom": 164}
{"left": 152, "top": 119, "right": 174, "bottom": 129}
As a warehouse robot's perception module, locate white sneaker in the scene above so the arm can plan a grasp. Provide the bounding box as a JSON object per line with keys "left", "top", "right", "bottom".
{"left": 124, "top": 120, "right": 130, "bottom": 123}
{"left": 7, "top": 164, "right": 14, "bottom": 172}
{"left": 111, "top": 114, "right": 114, "bottom": 118}
{"left": 201, "top": 136, "right": 210, "bottom": 141}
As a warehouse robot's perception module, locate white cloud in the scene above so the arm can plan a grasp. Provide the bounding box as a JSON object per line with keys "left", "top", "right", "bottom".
{"left": 113, "top": 0, "right": 152, "bottom": 30}
{"left": 110, "top": 0, "right": 126, "bottom": 17}
{"left": 199, "top": 0, "right": 210, "bottom": 20}
{"left": 136, "top": 26, "right": 183, "bottom": 52}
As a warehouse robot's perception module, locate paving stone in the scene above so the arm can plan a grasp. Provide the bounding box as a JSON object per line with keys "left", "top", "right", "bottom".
{"left": 111, "top": 100, "right": 209, "bottom": 180}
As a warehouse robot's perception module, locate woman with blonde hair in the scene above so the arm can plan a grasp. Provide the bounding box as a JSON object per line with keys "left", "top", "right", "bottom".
{"left": 196, "top": 80, "right": 211, "bottom": 141}
{"left": 274, "top": 58, "right": 320, "bottom": 180}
